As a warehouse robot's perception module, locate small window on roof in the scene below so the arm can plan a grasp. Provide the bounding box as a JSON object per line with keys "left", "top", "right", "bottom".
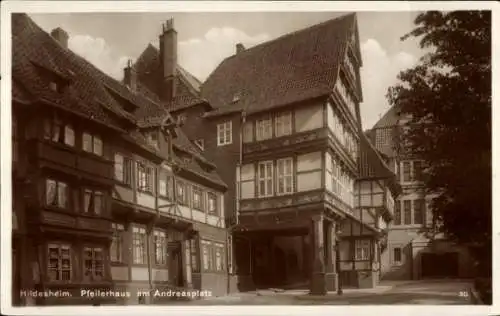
{"left": 232, "top": 93, "right": 240, "bottom": 103}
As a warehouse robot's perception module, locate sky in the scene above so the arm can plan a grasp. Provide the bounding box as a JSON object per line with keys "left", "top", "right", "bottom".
{"left": 30, "top": 11, "right": 425, "bottom": 129}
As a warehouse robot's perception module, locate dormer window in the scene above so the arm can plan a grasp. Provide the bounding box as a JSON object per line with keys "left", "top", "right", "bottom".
{"left": 232, "top": 93, "right": 241, "bottom": 103}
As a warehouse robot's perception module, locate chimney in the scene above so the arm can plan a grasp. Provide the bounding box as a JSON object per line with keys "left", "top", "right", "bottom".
{"left": 51, "top": 27, "right": 69, "bottom": 49}
{"left": 123, "top": 59, "right": 136, "bottom": 91}
{"left": 236, "top": 43, "right": 245, "bottom": 54}
{"left": 159, "top": 18, "right": 177, "bottom": 102}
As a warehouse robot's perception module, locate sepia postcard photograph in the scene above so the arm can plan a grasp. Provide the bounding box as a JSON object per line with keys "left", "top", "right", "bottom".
{"left": 0, "top": 1, "right": 497, "bottom": 315}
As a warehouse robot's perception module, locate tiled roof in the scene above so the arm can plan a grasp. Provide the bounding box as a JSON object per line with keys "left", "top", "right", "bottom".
{"left": 12, "top": 13, "right": 225, "bottom": 189}
{"left": 373, "top": 105, "right": 399, "bottom": 129}
{"left": 358, "top": 132, "right": 400, "bottom": 195}
{"left": 201, "top": 13, "right": 356, "bottom": 115}
{"left": 133, "top": 44, "right": 207, "bottom": 113}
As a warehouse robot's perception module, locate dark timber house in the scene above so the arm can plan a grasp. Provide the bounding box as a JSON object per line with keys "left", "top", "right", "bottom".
{"left": 12, "top": 13, "right": 229, "bottom": 306}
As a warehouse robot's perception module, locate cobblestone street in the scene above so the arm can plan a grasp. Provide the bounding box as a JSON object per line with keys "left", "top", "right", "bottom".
{"left": 185, "top": 280, "right": 474, "bottom": 305}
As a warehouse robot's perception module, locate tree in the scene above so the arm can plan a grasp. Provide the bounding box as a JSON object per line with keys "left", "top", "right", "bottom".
{"left": 387, "top": 11, "right": 491, "bottom": 276}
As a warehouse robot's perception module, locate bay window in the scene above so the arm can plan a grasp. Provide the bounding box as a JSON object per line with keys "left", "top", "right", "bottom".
{"left": 258, "top": 161, "right": 274, "bottom": 197}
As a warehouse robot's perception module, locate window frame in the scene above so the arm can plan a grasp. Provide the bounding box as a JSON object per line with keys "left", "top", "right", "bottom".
{"left": 256, "top": 116, "right": 273, "bottom": 141}
{"left": 83, "top": 189, "right": 104, "bottom": 215}
{"left": 192, "top": 186, "right": 204, "bottom": 211}
{"left": 274, "top": 112, "right": 292, "bottom": 138}
{"left": 45, "top": 179, "right": 68, "bottom": 209}
{"left": 217, "top": 121, "right": 232, "bottom": 146}
{"left": 257, "top": 161, "right": 274, "bottom": 197}
{"left": 110, "top": 223, "right": 125, "bottom": 264}
{"left": 47, "top": 242, "right": 72, "bottom": 282}
{"left": 137, "top": 162, "right": 155, "bottom": 194}
{"left": 114, "top": 153, "right": 132, "bottom": 186}
{"left": 83, "top": 246, "right": 105, "bottom": 282}
{"left": 82, "top": 132, "right": 103, "bottom": 156}
{"left": 207, "top": 192, "right": 218, "bottom": 216}
{"left": 354, "top": 239, "right": 371, "bottom": 261}
{"left": 153, "top": 230, "right": 167, "bottom": 266}
{"left": 392, "top": 247, "right": 403, "bottom": 265}
{"left": 132, "top": 226, "right": 147, "bottom": 265}
{"left": 276, "top": 158, "right": 294, "bottom": 195}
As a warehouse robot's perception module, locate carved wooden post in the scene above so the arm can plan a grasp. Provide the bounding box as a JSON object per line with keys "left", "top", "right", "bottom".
{"left": 309, "top": 215, "right": 326, "bottom": 295}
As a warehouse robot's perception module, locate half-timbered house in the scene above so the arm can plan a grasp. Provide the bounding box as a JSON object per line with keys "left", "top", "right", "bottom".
{"left": 11, "top": 13, "right": 228, "bottom": 306}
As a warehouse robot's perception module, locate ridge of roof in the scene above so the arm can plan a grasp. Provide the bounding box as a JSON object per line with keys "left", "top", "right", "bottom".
{"left": 373, "top": 105, "right": 400, "bottom": 129}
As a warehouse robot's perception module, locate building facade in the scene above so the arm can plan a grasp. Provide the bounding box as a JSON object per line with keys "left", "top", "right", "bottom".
{"left": 12, "top": 14, "right": 229, "bottom": 306}
{"left": 367, "top": 107, "right": 475, "bottom": 281}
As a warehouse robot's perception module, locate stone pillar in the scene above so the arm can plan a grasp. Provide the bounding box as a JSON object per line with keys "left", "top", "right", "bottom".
{"left": 309, "top": 215, "right": 326, "bottom": 295}
{"left": 325, "top": 221, "right": 338, "bottom": 291}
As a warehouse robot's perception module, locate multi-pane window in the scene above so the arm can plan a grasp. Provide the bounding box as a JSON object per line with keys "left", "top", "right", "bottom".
{"left": 192, "top": 186, "right": 204, "bottom": 210}
{"left": 329, "top": 105, "right": 357, "bottom": 161}
{"left": 413, "top": 199, "right": 425, "bottom": 225}
{"left": 256, "top": 116, "right": 272, "bottom": 141}
{"left": 158, "top": 170, "right": 173, "bottom": 199}
{"left": 215, "top": 245, "right": 223, "bottom": 271}
{"left": 258, "top": 161, "right": 274, "bottom": 197}
{"left": 354, "top": 239, "right": 370, "bottom": 260}
{"left": 403, "top": 200, "right": 412, "bottom": 225}
{"left": 132, "top": 226, "right": 147, "bottom": 264}
{"left": 393, "top": 247, "right": 402, "bottom": 264}
{"left": 275, "top": 112, "right": 292, "bottom": 137}
{"left": 110, "top": 223, "right": 125, "bottom": 263}
{"left": 46, "top": 179, "right": 68, "bottom": 209}
{"left": 114, "top": 153, "right": 132, "bottom": 185}
{"left": 375, "top": 128, "right": 391, "bottom": 149}
{"left": 137, "top": 163, "right": 154, "bottom": 193}
{"left": 207, "top": 192, "right": 218, "bottom": 216}
{"left": 335, "top": 77, "right": 356, "bottom": 120}
{"left": 176, "top": 181, "right": 188, "bottom": 205}
{"left": 217, "top": 121, "right": 232, "bottom": 146}
{"left": 190, "top": 239, "right": 199, "bottom": 273}
{"left": 201, "top": 240, "right": 225, "bottom": 272}
{"left": 82, "top": 132, "right": 103, "bottom": 156}
{"left": 276, "top": 158, "right": 293, "bottom": 195}
{"left": 402, "top": 161, "right": 412, "bottom": 183}
{"left": 47, "top": 243, "right": 72, "bottom": 281}
{"left": 83, "top": 247, "right": 104, "bottom": 281}
{"left": 154, "top": 230, "right": 167, "bottom": 265}
{"left": 83, "top": 189, "right": 104, "bottom": 215}
{"left": 201, "top": 240, "right": 211, "bottom": 270}
{"left": 330, "top": 156, "right": 354, "bottom": 207}
{"left": 394, "top": 199, "right": 402, "bottom": 225}
{"left": 44, "top": 117, "right": 75, "bottom": 147}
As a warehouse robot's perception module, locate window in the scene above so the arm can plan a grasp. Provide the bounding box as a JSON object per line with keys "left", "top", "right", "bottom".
{"left": 375, "top": 128, "right": 391, "bottom": 149}
{"left": 217, "top": 121, "right": 232, "bottom": 146}
{"left": 137, "top": 163, "right": 154, "bottom": 193}
{"left": 194, "top": 139, "right": 204, "bottom": 151}
{"left": 256, "top": 116, "right": 272, "bottom": 141}
{"left": 83, "top": 189, "right": 104, "bottom": 215}
{"left": 201, "top": 240, "right": 212, "bottom": 270}
{"left": 190, "top": 239, "right": 199, "bottom": 273}
{"left": 215, "top": 246, "right": 223, "bottom": 271}
{"left": 83, "top": 247, "right": 104, "bottom": 281}
{"left": 47, "top": 243, "right": 72, "bottom": 281}
{"left": 402, "top": 161, "right": 411, "bottom": 182}
{"left": 158, "top": 170, "right": 173, "bottom": 199}
{"left": 192, "top": 186, "right": 204, "bottom": 210}
{"left": 132, "top": 226, "right": 147, "bottom": 264}
{"left": 176, "top": 181, "right": 188, "bottom": 205}
{"left": 413, "top": 161, "right": 423, "bottom": 181}
{"left": 275, "top": 112, "right": 292, "bottom": 137}
{"left": 45, "top": 179, "right": 68, "bottom": 209}
{"left": 207, "top": 192, "right": 218, "bottom": 216}
{"left": 258, "top": 161, "right": 273, "bottom": 197}
{"left": 393, "top": 247, "right": 402, "bottom": 264}
{"left": 403, "top": 200, "right": 412, "bottom": 225}
{"left": 394, "top": 200, "right": 402, "bottom": 225}
{"left": 82, "top": 132, "right": 103, "bottom": 156}
{"left": 242, "top": 121, "right": 254, "bottom": 143}
{"left": 114, "top": 153, "right": 132, "bottom": 185}
{"left": 154, "top": 230, "right": 167, "bottom": 265}
{"left": 354, "top": 239, "right": 370, "bottom": 260}
{"left": 44, "top": 118, "right": 74, "bottom": 147}
{"left": 146, "top": 131, "right": 159, "bottom": 149}
{"left": 276, "top": 158, "right": 293, "bottom": 195}
{"left": 414, "top": 199, "right": 425, "bottom": 225}
{"left": 110, "top": 223, "right": 124, "bottom": 263}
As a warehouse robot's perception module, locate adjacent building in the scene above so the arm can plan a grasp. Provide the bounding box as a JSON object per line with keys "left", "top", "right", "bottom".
{"left": 12, "top": 14, "right": 229, "bottom": 306}
{"left": 367, "top": 106, "right": 474, "bottom": 280}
